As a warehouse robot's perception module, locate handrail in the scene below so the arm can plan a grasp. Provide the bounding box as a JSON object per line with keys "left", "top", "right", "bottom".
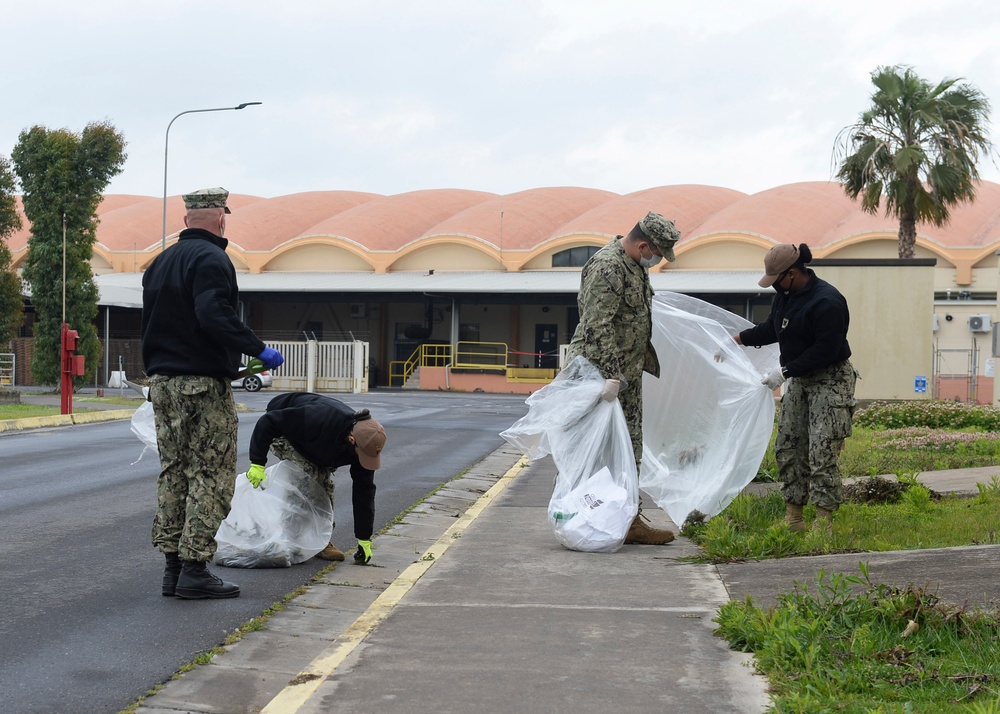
{"left": 454, "top": 341, "right": 508, "bottom": 371}
{"left": 389, "top": 343, "right": 453, "bottom": 386}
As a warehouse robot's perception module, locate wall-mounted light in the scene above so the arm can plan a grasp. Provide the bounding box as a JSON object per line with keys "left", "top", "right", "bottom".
{"left": 945, "top": 314, "right": 954, "bottom": 321}
{"left": 542, "top": 306, "right": 550, "bottom": 313}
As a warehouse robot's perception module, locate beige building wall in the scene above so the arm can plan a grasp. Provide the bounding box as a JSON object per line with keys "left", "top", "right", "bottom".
{"left": 391, "top": 244, "right": 502, "bottom": 271}
{"left": 672, "top": 240, "right": 767, "bottom": 270}
{"left": 818, "top": 263, "right": 935, "bottom": 401}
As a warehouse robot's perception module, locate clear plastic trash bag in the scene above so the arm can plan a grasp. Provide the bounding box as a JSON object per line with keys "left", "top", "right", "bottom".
{"left": 214, "top": 460, "right": 333, "bottom": 568}
{"left": 501, "top": 356, "right": 639, "bottom": 553}
{"left": 129, "top": 396, "right": 158, "bottom": 465}
{"left": 639, "top": 291, "right": 779, "bottom": 526}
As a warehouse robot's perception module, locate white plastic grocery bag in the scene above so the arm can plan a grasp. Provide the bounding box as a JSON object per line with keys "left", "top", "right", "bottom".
{"left": 549, "top": 466, "right": 634, "bottom": 552}
{"left": 129, "top": 398, "right": 158, "bottom": 465}
{"left": 501, "top": 356, "right": 639, "bottom": 553}
{"left": 214, "top": 460, "right": 333, "bottom": 568}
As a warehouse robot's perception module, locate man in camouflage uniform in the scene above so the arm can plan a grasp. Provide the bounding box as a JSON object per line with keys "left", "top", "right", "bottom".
{"left": 736, "top": 243, "right": 857, "bottom": 534}
{"left": 567, "top": 211, "right": 681, "bottom": 545}
{"left": 142, "top": 187, "right": 285, "bottom": 600}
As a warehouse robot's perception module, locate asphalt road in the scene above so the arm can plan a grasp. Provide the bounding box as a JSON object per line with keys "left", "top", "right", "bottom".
{"left": 0, "top": 389, "right": 529, "bottom": 714}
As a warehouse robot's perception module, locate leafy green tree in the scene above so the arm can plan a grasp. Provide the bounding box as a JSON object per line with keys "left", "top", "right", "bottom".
{"left": 835, "top": 65, "right": 993, "bottom": 258}
{"left": 0, "top": 156, "right": 24, "bottom": 348}
{"left": 11, "top": 122, "right": 127, "bottom": 384}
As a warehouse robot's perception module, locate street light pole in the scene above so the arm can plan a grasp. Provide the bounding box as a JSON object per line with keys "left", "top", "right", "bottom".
{"left": 161, "top": 102, "right": 262, "bottom": 251}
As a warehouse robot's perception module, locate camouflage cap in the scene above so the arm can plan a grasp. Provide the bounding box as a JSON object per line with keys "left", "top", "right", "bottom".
{"left": 182, "top": 187, "right": 232, "bottom": 214}
{"left": 637, "top": 211, "right": 681, "bottom": 262}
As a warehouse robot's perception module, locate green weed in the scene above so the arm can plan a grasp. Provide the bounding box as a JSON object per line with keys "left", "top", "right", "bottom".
{"left": 714, "top": 565, "right": 1000, "bottom": 712}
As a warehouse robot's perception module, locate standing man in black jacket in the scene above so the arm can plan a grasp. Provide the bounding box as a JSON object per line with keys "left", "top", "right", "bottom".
{"left": 142, "top": 187, "right": 284, "bottom": 600}
{"left": 246, "top": 392, "right": 386, "bottom": 565}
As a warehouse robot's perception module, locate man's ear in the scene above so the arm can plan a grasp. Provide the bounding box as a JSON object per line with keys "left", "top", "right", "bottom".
{"left": 183, "top": 215, "right": 190, "bottom": 228}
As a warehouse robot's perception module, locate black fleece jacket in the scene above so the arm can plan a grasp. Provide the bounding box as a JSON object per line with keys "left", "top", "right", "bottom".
{"left": 249, "top": 392, "right": 378, "bottom": 541}
{"left": 739, "top": 269, "right": 851, "bottom": 378}
{"left": 141, "top": 228, "right": 265, "bottom": 379}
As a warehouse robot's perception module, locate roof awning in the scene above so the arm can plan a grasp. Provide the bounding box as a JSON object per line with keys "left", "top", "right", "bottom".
{"left": 92, "top": 270, "right": 769, "bottom": 308}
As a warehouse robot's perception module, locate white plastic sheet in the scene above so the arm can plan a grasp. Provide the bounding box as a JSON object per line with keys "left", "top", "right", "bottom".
{"left": 501, "top": 357, "right": 639, "bottom": 553}
{"left": 214, "top": 461, "right": 334, "bottom": 568}
{"left": 129, "top": 392, "right": 158, "bottom": 465}
{"left": 639, "top": 291, "right": 779, "bottom": 525}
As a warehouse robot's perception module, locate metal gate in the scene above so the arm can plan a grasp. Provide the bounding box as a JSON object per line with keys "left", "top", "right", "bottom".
{"left": 933, "top": 345, "right": 978, "bottom": 402}
{"left": 0, "top": 353, "right": 13, "bottom": 387}
{"left": 258, "top": 340, "right": 369, "bottom": 393}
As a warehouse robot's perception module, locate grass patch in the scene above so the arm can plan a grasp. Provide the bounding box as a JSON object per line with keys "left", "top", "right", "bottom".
{"left": 76, "top": 395, "right": 144, "bottom": 406}
{"left": 753, "top": 401, "right": 1000, "bottom": 483}
{"left": 0, "top": 403, "right": 63, "bottom": 420}
{"left": 685, "top": 478, "right": 1000, "bottom": 563}
{"left": 714, "top": 563, "right": 1000, "bottom": 712}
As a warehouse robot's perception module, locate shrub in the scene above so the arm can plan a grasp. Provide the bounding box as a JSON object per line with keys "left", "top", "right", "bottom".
{"left": 855, "top": 400, "right": 1000, "bottom": 430}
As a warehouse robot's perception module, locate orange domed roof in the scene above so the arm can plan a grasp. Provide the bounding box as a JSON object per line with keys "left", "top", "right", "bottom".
{"left": 299, "top": 188, "right": 497, "bottom": 251}
{"left": 557, "top": 185, "right": 748, "bottom": 244}
{"left": 420, "top": 187, "right": 618, "bottom": 250}
{"left": 689, "top": 182, "right": 860, "bottom": 247}
{"left": 226, "top": 191, "right": 380, "bottom": 251}
{"left": 823, "top": 180, "right": 1000, "bottom": 249}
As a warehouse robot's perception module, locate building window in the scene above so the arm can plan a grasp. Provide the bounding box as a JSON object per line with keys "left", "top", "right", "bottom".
{"left": 552, "top": 246, "right": 599, "bottom": 267}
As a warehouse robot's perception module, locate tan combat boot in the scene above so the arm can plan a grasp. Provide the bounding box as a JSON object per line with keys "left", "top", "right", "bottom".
{"left": 813, "top": 507, "right": 833, "bottom": 535}
{"left": 784, "top": 503, "right": 806, "bottom": 533}
{"left": 625, "top": 512, "right": 675, "bottom": 545}
{"left": 316, "top": 543, "right": 346, "bottom": 561}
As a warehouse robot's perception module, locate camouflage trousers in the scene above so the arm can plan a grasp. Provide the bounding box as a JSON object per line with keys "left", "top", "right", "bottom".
{"left": 619, "top": 378, "right": 644, "bottom": 469}
{"left": 149, "top": 375, "right": 238, "bottom": 562}
{"left": 777, "top": 360, "right": 858, "bottom": 511}
{"left": 271, "top": 437, "right": 336, "bottom": 530}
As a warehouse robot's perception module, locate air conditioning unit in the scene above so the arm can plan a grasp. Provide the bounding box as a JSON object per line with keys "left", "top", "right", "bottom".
{"left": 349, "top": 303, "right": 368, "bottom": 319}
{"left": 968, "top": 314, "right": 992, "bottom": 333}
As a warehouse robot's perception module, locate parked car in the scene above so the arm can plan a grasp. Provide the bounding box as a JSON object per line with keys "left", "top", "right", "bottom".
{"left": 232, "top": 366, "right": 273, "bottom": 392}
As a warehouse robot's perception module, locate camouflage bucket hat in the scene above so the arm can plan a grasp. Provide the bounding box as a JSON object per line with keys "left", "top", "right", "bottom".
{"left": 182, "top": 187, "right": 232, "bottom": 214}
{"left": 638, "top": 211, "right": 681, "bottom": 262}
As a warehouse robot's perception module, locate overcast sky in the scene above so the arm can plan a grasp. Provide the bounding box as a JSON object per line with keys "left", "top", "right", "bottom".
{"left": 4, "top": 0, "right": 1000, "bottom": 201}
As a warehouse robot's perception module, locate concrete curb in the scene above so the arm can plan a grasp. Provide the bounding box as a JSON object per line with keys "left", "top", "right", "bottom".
{"left": 0, "top": 408, "right": 136, "bottom": 433}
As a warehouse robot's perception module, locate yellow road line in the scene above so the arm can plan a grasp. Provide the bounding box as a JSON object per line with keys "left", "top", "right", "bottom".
{"left": 260, "top": 456, "right": 528, "bottom": 714}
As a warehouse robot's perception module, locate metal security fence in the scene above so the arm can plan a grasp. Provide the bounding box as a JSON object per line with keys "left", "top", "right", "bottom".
{"left": 0, "top": 353, "right": 14, "bottom": 387}
{"left": 260, "top": 340, "right": 369, "bottom": 394}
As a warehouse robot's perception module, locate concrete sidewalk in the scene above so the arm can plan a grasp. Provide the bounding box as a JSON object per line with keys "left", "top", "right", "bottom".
{"left": 133, "top": 448, "right": 1000, "bottom": 714}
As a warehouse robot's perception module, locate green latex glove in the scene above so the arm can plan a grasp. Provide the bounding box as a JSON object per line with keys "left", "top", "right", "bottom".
{"left": 246, "top": 464, "right": 267, "bottom": 489}
{"left": 245, "top": 358, "right": 267, "bottom": 375}
{"left": 354, "top": 539, "right": 373, "bottom": 564}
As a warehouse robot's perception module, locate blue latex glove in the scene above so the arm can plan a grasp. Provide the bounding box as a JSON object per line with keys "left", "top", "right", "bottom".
{"left": 354, "top": 540, "right": 372, "bottom": 564}
{"left": 246, "top": 464, "right": 267, "bottom": 489}
{"left": 258, "top": 346, "right": 284, "bottom": 370}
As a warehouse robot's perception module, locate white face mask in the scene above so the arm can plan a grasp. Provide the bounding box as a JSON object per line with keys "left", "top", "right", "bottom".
{"left": 639, "top": 245, "right": 662, "bottom": 269}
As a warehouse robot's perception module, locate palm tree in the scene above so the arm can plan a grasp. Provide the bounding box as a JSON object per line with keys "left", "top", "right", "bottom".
{"left": 834, "top": 65, "right": 993, "bottom": 258}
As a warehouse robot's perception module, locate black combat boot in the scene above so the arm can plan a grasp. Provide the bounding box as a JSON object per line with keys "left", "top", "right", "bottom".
{"left": 162, "top": 552, "right": 182, "bottom": 597}
{"left": 175, "top": 560, "right": 240, "bottom": 600}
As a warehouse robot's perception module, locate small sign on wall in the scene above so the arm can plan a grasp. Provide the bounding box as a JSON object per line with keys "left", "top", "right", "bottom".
{"left": 986, "top": 359, "right": 995, "bottom": 378}
{"left": 914, "top": 376, "right": 927, "bottom": 393}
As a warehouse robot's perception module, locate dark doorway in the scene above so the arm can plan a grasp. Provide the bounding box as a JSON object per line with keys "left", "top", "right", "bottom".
{"left": 534, "top": 324, "right": 558, "bottom": 368}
